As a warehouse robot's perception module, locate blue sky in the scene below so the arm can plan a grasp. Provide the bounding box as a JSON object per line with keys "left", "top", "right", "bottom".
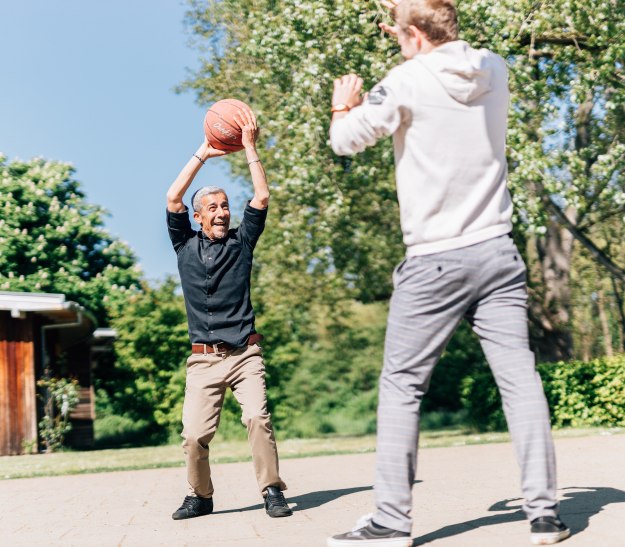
{"left": 1, "top": 0, "right": 245, "bottom": 282}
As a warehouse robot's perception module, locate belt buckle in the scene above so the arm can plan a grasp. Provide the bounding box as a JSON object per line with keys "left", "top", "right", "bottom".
{"left": 212, "top": 343, "right": 227, "bottom": 356}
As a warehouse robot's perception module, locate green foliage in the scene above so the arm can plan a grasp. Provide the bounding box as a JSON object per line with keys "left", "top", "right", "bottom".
{"left": 541, "top": 355, "right": 625, "bottom": 427}
{"left": 0, "top": 155, "right": 141, "bottom": 324}
{"left": 460, "top": 366, "right": 507, "bottom": 432}
{"left": 457, "top": 0, "right": 625, "bottom": 233}
{"left": 424, "top": 322, "right": 487, "bottom": 412}
{"left": 97, "top": 277, "right": 190, "bottom": 441}
{"left": 94, "top": 414, "right": 156, "bottom": 449}
{"left": 181, "top": 0, "right": 625, "bottom": 363}
{"left": 36, "top": 377, "right": 80, "bottom": 453}
{"left": 272, "top": 302, "right": 485, "bottom": 438}
{"left": 275, "top": 301, "right": 386, "bottom": 438}
{"left": 461, "top": 354, "right": 625, "bottom": 431}
{"left": 182, "top": 0, "right": 405, "bottom": 324}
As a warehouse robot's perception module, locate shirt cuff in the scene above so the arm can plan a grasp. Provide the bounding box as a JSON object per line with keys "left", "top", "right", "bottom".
{"left": 244, "top": 201, "right": 268, "bottom": 221}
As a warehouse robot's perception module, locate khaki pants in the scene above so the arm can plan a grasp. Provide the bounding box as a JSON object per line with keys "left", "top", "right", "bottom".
{"left": 182, "top": 343, "right": 287, "bottom": 498}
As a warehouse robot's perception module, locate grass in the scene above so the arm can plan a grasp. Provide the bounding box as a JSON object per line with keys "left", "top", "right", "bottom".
{"left": 1, "top": 426, "right": 622, "bottom": 480}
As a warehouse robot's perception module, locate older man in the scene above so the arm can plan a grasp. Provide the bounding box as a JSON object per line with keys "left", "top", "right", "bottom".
{"left": 166, "top": 108, "right": 291, "bottom": 520}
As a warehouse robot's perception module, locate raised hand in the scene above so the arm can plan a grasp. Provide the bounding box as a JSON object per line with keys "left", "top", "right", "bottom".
{"left": 200, "top": 135, "right": 228, "bottom": 158}
{"left": 233, "top": 108, "right": 258, "bottom": 150}
{"left": 379, "top": 0, "right": 401, "bottom": 36}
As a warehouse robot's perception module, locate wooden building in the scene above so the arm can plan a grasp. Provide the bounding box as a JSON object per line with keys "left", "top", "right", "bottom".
{"left": 0, "top": 291, "right": 110, "bottom": 456}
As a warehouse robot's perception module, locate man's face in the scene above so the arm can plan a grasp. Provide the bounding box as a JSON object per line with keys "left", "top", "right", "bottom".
{"left": 193, "top": 192, "right": 230, "bottom": 240}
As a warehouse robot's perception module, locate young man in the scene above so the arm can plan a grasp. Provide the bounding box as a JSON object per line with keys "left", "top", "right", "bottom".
{"left": 327, "top": 0, "right": 570, "bottom": 545}
{"left": 166, "top": 108, "right": 292, "bottom": 520}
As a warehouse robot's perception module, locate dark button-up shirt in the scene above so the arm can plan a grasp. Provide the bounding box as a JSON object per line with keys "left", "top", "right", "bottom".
{"left": 166, "top": 202, "right": 267, "bottom": 346}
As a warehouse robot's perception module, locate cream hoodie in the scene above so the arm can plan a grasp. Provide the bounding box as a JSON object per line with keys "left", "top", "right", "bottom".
{"left": 330, "top": 40, "right": 513, "bottom": 256}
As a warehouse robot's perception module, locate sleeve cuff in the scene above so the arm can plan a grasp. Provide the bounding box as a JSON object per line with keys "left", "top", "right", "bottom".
{"left": 244, "top": 201, "right": 268, "bottom": 221}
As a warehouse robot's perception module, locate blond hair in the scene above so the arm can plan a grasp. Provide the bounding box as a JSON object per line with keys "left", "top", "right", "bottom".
{"left": 395, "top": 0, "right": 458, "bottom": 46}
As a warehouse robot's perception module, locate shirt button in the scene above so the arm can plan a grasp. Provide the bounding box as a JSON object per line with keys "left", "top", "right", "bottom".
{"left": 210, "top": 330, "right": 214, "bottom": 334}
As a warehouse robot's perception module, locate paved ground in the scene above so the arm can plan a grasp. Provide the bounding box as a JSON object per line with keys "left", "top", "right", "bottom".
{"left": 2, "top": 433, "right": 625, "bottom": 546}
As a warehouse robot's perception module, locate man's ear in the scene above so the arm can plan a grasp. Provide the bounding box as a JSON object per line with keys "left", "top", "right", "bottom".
{"left": 409, "top": 24, "right": 421, "bottom": 42}
{"left": 193, "top": 210, "right": 202, "bottom": 225}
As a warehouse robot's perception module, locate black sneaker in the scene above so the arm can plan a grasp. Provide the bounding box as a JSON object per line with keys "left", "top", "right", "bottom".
{"left": 171, "top": 495, "right": 214, "bottom": 520}
{"left": 327, "top": 514, "right": 411, "bottom": 546}
{"left": 264, "top": 486, "right": 293, "bottom": 518}
{"left": 530, "top": 516, "right": 571, "bottom": 545}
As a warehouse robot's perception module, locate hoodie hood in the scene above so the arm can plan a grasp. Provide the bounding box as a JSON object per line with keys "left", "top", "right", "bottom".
{"left": 417, "top": 40, "right": 496, "bottom": 104}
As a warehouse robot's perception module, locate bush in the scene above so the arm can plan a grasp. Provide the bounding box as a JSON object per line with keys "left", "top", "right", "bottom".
{"left": 37, "top": 377, "right": 80, "bottom": 453}
{"left": 274, "top": 304, "right": 486, "bottom": 438}
{"left": 94, "top": 415, "right": 163, "bottom": 448}
{"left": 540, "top": 355, "right": 625, "bottom": 427}
{"left": 460, "top": 354, "right": 625, "bottom": 431}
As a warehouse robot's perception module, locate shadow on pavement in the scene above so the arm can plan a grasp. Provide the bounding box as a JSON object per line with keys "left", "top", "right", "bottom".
{"left": 212, "top": 486, "right": 372, "bottom": 515}
{"left": 213, "top": 481, "right": 422, "bottom": 515}
{"left": 410, "top": 486, "right": 625, "bottom": 545}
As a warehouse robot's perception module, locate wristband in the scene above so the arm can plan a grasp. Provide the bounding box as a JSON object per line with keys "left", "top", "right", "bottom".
{"left": 248, "top": 159, "right": 261, "bottom": 165}
{"left": 193, "top": 154, "right": 206, "bottom": 165}
{"left": 331, "top": 103, "right": 351, "bottom": 113}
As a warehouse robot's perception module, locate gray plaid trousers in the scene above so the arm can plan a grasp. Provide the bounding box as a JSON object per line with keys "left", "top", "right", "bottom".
{"left": 373, "top": 234, "right": 558, "bottom": 532}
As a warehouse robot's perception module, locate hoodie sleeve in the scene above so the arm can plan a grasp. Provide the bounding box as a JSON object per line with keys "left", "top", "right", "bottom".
{"left": 330, "top": 69, "right": 404, "bottom": 156}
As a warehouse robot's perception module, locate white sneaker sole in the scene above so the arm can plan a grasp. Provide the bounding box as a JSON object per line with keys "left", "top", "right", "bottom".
{"left": 327, "top": 537, "right": 412, "bottom": 547}
{"left": 530, "top": 528, "right": 571, "bottom": 545}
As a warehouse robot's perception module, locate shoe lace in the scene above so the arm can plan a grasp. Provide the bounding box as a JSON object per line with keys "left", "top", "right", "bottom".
{"left": 180, "top": 496, "right": 199, "bottom": 509}
{"left": 352, "top": 513, "right": 374, "bottom": 532}
{"left": 266, "top": 490, "right": 288, "bottom": 507}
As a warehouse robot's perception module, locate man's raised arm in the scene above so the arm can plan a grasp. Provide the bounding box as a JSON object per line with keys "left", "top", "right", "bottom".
{"left": 166, "top": 139, "right": 226, "bottom": 213}
{"left": 234, "top": 109, "right": 269, "bottom": 210}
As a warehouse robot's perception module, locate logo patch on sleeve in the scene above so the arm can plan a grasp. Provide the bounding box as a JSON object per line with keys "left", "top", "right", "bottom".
{"left": 367, "top": 86, "right": 387, "bottom": 105}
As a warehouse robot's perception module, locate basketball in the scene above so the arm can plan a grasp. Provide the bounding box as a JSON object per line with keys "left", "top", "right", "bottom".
{"left": 203, "top": 99, "right": 252, "bottom": 152}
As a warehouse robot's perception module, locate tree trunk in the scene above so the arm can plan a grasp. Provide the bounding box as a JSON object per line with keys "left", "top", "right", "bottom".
{"left": 528, "top": 213, "right": 575, "bottom": 362}
{"left": 611, "top": 277, "right": 625, "bottom": 353}
{"left": 596, "top": 288, "right": 613, "bottom": 357}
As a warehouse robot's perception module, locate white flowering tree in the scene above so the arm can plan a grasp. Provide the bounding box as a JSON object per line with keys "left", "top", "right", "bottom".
{"left": 181, "top": 0, "right": 625, "bottom": 361}
{"left": 460, "top": 0, "right": 625, "bottom": 360}
{"left": 0, "top": 155, "right": 141, "bottom": 323}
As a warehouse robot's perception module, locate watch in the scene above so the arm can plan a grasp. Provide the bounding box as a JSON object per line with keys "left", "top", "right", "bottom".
{"left": 331, "top": 103, "right": 351, "bottom": 113}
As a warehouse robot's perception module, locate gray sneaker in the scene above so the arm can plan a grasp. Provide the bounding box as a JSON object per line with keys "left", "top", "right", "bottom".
{"left": 327, "top": 514, "right": 411, "bottom": 546}
{"left": 530, "top": 516, "right": 571, "bottom": 545}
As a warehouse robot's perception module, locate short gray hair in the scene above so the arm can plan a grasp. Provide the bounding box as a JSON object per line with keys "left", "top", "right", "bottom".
{"left": 191, "top": 186, "right": 228, "bottom": 212}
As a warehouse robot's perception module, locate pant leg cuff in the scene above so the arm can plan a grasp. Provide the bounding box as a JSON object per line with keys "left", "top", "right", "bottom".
{"left": 372, "top": 510, "right": 412, "bottom": 534}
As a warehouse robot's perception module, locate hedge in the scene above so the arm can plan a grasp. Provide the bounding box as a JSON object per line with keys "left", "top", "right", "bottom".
{"left": 460, "top": 354, "right": 625, "bottom": 431}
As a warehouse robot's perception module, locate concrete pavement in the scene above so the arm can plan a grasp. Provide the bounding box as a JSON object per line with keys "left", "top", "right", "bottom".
{"left": 1, "top": 433, "right": 625, "bottom": 546}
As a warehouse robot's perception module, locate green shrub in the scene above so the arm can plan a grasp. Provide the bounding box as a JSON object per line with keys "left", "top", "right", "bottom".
{"left": 420, "top": 409, "right": 468, "bottom": 430}
{"left": 460, "top": 365, "right": 507, "bottom": 431}
{"left": 460, "top": 354, "right": 625, "bottom": 431}
{"left": 540, "top": 355, "right": 625, "bottom": 428}
{"left": 37, "top": 377, "right": 80, "bottom": 453}
{"left": 94, "top": 414, "right": 161, "bottom": 448}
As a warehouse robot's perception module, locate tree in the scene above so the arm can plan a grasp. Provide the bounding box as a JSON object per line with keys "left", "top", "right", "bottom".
{"left": 0, "top": 155, "right": 141, "bottom": 323}
{"left": 180, "top": 0, "right": 625, "bottom": 362}
{"left": 460, "top": 0, "right": 625, "bottom": 360}
{"left": 181, "top": 0, "right": 404, "bottom": 303}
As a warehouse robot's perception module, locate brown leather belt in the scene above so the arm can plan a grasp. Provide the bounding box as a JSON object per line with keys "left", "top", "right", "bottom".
{"left": 191, "top": 333, "right": 263, "bottom": 355}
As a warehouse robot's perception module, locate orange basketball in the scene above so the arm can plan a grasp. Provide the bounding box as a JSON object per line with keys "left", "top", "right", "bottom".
{"left": 203, "top": 99, "right": 251, "bottom": 152}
